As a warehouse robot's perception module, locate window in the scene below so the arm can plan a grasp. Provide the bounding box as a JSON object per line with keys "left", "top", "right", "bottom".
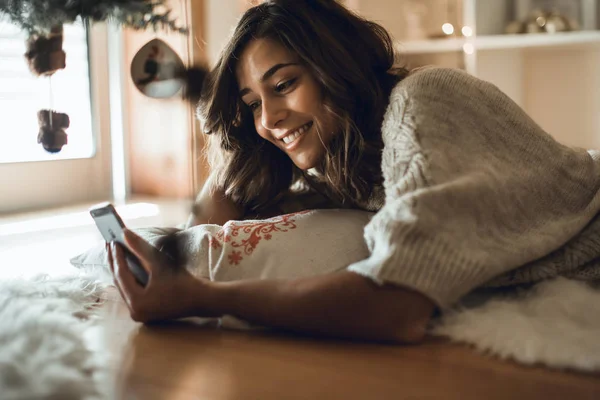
{"left": 0, "top": 21, "right": 113, "bottom": 214}
{"left": 0, "top": 21, "right": 94, "bottom": 163}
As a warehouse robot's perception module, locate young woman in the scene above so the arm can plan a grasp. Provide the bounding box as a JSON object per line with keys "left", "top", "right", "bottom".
{"left": 107, "top": 0, "right": 600, "bottom": 343}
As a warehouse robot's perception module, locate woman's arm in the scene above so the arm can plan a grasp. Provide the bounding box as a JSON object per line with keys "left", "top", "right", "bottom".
{"left": 185, "top": 172, "right": 244, "bottom": 227}
{"left": 110, "top": 230, "right": 435, "bottom": 344}
{"left": 206, "top": 271, "right": 435, "bottom": 343}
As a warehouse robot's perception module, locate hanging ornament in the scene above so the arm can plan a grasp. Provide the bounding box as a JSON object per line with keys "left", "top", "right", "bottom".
{"left": 22, "top": 25, "right": 69, "bottom": 153}
{"left": 35, "top": 73, "right": 70, "bottom": 154}
{"left": 22, "top": 24, "right": 70, "bottom": 153}
{"left": 37, "top": 109, "right": 70, "bottom": 153}
{"left": 24, "top": 25, "right": 66, "bottom": 77}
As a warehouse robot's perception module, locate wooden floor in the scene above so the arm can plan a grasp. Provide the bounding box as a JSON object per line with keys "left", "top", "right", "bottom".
{"left": 97, "top": 289, "right": 600, "bottom": 400}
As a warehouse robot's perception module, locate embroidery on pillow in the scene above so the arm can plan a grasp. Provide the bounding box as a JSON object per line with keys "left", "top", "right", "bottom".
{"left": 216, "top": 211, "right": 311, "bottom": 265}
{"left": 208, "top": 237, "right": 221, "bottom": 250}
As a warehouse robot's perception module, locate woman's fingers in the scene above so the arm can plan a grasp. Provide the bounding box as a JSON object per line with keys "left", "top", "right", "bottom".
{"left": 107, "top": 243, "right": 134, "bottom": 307}
{"left": 107, "top": 242, "right": 116, "bottom": 276}
{"left": 111, "top": 242, "right": 144, "bottom": 298}
{"left": 123, "top": 229, "right": 161, "bottom": 270}
{"left": 113, "top": 275, "right": 131, "bottom": 310}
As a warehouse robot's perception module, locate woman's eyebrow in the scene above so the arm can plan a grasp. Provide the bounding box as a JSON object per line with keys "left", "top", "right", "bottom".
{"left": 239, "top": 62, "right": 298, "bottom": 97}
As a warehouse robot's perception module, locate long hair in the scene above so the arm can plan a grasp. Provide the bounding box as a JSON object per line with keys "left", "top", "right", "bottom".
{"left": 198, "top": 0, "right": 408, "bottom": 213}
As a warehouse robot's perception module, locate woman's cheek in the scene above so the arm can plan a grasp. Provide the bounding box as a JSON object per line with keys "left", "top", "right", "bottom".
{"left": 255, "top": 126, "right": 271, "bottom": 143}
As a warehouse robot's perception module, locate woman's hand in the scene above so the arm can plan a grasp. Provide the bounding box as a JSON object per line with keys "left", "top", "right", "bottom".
{"left": 106, "top": 229, "right": 222, "bottom": 323}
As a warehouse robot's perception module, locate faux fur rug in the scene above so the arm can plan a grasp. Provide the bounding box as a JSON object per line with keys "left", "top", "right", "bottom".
{"left": 432, "top": 277, "right": 600, "bottom": 372}
{"left": 0, "top": 274, "right": 108, "bottom": 400}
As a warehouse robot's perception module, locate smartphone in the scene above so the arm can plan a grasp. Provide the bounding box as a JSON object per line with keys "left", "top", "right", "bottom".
{"left": 89, "top": 202, "right": 149, "bottom": 287}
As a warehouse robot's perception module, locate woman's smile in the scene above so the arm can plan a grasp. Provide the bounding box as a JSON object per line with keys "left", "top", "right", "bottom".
{"left": 281, "top": 121, "right": 313, "bottom": 150}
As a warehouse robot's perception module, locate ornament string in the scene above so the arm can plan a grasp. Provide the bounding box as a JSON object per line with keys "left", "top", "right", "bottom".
{"left": 48, "top": 75, "right": 53, "bottom": 129}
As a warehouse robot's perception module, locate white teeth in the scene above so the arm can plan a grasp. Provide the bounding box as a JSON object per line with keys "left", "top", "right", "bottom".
{"left": 283, "top": 131, "right": 300, "bottom": 144}
{"left": 282, "top": 123, "right": 310, "bottom": 144}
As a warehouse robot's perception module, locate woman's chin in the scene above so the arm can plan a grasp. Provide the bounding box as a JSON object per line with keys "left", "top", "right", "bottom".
{"left": 291, "top": 155, "right": 318, "bottom": 171}
{"left": 288, "top": 145, "right": 326, "bottom": 171}
{"left": 293, "top": 161, "right": 315, "bottom": 171}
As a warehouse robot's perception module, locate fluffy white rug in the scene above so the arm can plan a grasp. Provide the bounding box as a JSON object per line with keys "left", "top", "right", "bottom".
{"left": 432, "top": 278, "right": 600, "bottom": 372}
{"left": 0, "top": 274, "right": 108, "bottom": 400}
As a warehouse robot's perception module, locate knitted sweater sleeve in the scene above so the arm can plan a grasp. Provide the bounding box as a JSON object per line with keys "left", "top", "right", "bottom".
{"left": 347, "top": 68, "right": 600, "bottom": 309}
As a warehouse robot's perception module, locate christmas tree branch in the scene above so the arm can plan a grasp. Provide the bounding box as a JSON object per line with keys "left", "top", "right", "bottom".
{"left": 0, "top": 0, "right": 187, "bottom": 36}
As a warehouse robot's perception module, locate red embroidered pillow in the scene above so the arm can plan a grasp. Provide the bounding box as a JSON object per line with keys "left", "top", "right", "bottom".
{"left": 196, "top": 209, "right": 373, "bottom": 282}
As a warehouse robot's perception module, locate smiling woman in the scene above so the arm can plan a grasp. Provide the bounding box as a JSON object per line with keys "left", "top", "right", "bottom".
{"left": 108, "top": 0, "right": 600, "bottom": 344}
{"left": 236, "top": 39, "right": 338, "bottom": 171}
{"left": 198, "top": 0, "right": 408, "bottom": 213}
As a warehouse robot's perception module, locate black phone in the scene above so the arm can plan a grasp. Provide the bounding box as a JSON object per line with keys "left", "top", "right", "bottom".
{"left": 89, "top": 202, "right": 149, "bottom": 287}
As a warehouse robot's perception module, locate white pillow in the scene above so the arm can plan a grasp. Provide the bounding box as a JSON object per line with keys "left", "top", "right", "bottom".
{"left": 69, "top": 227, "right": 180, "bottom": 283}
{"left": 70, "top": 209, "right": 373, "bottom": 283}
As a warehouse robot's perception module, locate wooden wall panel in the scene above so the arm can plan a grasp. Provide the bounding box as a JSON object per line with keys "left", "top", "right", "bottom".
{"left": 123, "top": 0, "right": 207, "bottom": 198}
{"left": 186, "top": 0, "right": 210, "bottom": 195}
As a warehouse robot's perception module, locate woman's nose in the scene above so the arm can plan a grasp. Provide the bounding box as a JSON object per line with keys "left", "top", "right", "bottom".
{"left": 261, "top": 98, "right": 287, "bottom": 130}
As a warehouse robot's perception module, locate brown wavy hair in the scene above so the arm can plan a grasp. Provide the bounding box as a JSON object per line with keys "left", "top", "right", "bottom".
{"left": 198, "top": 0, "right": 408, "bottom": 213}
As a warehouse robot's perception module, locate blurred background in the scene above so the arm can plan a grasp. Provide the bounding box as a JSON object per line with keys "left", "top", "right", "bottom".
{"left": 2, "top": 0, "right": 599, "bottom": 216}
{"left": 1, "top": 0, "right": 599, "bottom": 276}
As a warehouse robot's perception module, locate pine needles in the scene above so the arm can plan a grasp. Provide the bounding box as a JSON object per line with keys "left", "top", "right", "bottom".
{"left": 0, "top": 0, "right": 187, "bottom": 35}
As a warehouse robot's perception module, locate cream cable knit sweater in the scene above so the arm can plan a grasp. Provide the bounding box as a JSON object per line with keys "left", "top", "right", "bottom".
{"left": 347, "top": 67, "right": 600, "bottom": 309}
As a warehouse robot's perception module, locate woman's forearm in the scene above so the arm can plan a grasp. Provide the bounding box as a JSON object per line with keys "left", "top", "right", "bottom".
{"left": 186, "top": 172, "right": 243, "bottom": 227}
{"left": 202, "top": 271, "right": 435, "bottom": 343}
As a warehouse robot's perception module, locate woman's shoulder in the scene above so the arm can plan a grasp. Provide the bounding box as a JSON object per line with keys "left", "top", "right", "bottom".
{"left": 380, "top": 65, "right": 517, "bottom": 149}
{"left": 385, "top": 66, "right": 508, "bottom": 124}
{"left": 392, "top": 66, "right": 494, "bottom": 99}
{"left": 382, "top": 67, "right": 472, "bottom": 128}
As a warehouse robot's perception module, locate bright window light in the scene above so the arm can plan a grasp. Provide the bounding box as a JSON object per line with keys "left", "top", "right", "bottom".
{"left": 0, "top": 203, "right": 160, "bottom": 236}
{"left": 0, "top": 21, "right": 94, "bottom": 163}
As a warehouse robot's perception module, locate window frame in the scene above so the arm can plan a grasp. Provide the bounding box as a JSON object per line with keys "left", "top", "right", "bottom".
{"left": 0, "top": 23, "right": 113, "bottom": 214}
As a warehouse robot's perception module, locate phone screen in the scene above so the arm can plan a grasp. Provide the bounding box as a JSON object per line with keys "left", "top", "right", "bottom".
{"left": 90, "top": 204, "right": 126, "bottom": 245}
{"left": 90, "top": 203, "right": 149, "bottom": 287}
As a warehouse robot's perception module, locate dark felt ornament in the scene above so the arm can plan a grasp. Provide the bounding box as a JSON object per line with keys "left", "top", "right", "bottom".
{"left": 24, "top": 25, "right": 66, "bottom": 76}
{"left": 37, "top": 110, "right": 69, "bottom": 153}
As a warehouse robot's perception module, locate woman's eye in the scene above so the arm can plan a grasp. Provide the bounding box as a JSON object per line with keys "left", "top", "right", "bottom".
{"left": 275, "top": 78, "right": 297, "bottom": 93}
{"left": 248, "top": 101, "right": 261, "bottom": 112}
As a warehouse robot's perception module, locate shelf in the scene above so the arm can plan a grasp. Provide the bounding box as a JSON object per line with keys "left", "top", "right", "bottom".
{"left": 477, "top": 31, "right": 600, "bottom": 50}
{"left": 398, "top": 31, "right": 600, "bottom": 54}
{"left": 397, "top": 38, "right": 467, "bottom": 54}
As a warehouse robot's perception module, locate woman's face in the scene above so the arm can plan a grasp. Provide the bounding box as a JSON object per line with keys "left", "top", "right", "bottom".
{"left": 236, "top": 38, "right": 337, "bottom": 170}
